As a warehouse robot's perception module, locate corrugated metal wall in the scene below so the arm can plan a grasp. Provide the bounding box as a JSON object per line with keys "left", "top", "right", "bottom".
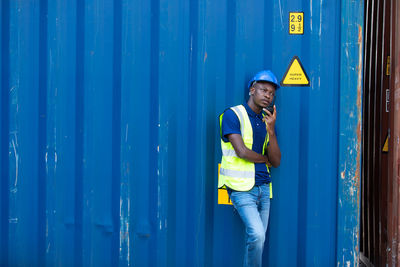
{"left": 361, "top": 0, "right": 392, "bottom": 265}
{"left": 0, "top": 0, "right": 363, "bottom": 266}
{"left": 388, "top": 0, "right": 400, "bottom": 265}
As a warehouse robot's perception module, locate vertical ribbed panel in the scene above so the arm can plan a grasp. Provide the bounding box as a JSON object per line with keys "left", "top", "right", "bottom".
{"left": 8, "top": 1, "right": 40, "bottom": 265}
{"left": 0, "top": 0, "right": 363, "bottom": 266}
{"left": 45, "top": 1, "right": 77, "bottom": 265}
{"left": 336, "top": 0, "right": 364, "bottom": 265}
{"left": 81, "top": 0, "right": 116, "bottom": 265}
{"left": 0, "top": 0, "right": 10, "bottom": 265}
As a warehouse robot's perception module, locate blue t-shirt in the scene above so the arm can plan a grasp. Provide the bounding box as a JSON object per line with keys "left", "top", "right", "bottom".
{"left": 221, "top": 103, "right": 270, "bottom": 187}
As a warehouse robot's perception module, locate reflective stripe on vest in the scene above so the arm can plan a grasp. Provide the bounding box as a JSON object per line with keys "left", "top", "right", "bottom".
{"left": 231, "top": 105, "right": 246, "bottom": 134}
{"left": 219, "top": 168, "right": 254, "bottom": 179}
{"left": 222, "top": 149, "right": 237, "bottom": 157}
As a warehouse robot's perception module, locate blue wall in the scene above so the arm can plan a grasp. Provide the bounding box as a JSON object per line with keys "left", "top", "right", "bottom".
{"left": 0, "top": 0, "right": 363, "bottom": 266}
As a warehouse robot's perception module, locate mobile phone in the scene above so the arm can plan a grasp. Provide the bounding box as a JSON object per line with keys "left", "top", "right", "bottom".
{"left": 265, "top": 97, "right": 275, "bottom": 115}
{"left": 266, "top": 102, "right": 274, "bottom": 114}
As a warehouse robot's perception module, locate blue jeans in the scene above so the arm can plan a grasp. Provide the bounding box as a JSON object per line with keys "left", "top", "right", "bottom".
{"left": 229, "top": 184, "right": 271, "bottom": 267}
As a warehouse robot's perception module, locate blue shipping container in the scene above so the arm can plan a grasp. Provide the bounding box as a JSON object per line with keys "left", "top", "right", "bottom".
{"left": 0, "top": 0, "right": 363, "bottom": 266}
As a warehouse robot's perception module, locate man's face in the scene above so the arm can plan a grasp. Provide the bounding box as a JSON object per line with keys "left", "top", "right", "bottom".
{"left": 250, "top": 82, "right": 276, "bottom": 108}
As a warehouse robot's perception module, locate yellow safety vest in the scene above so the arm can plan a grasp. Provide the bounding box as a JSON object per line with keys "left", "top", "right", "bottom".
{"left": 218, "top": 105, "right": 272, "bottom": 196}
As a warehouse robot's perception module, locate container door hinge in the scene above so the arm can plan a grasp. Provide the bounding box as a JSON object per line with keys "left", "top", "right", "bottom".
{"left": 386, "top": 89, "right": 390, "bottom": 113}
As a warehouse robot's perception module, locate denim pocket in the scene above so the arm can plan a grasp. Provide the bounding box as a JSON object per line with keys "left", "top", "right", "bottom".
{"left": 229, "top": 191, "right": 256, "bottom": 209}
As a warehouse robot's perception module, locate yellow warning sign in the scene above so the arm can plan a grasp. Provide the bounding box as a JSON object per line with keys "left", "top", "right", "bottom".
{"left": 382, "top": 134, "right": 389, "bottom": 153}
{"left": 280, "top": 56, "right": 310, "bottom": 86}
{"left": 218, "top": 164, "right": 232, "bottom": 205}
{"left": 289, "top": 12, "right": 304, "bottom": 35}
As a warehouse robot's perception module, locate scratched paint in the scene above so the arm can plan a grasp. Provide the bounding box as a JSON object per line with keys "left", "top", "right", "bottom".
{"left": 336, "top": 1, "right": 364, "bottom": 266}
{"left": 0, "top": 0, "right": 364, "bottom": 266}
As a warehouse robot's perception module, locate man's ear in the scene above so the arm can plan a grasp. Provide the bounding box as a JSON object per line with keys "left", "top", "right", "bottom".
{"left": 249, "top": 87, "right": 255, "bottom": 96}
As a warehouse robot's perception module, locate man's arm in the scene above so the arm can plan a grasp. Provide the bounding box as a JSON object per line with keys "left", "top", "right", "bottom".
{"left": 263, "top": 105, "right": 281, "bottom": 167}
{"left": 227, "top": 133, "right": 270, "bottom": 164}
{"left": 266, "top": 131, "right": 281, "bottom": 167}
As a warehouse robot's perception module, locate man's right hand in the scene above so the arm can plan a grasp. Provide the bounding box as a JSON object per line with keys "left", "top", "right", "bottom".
{"left": 263, "top": 105, "right": 277, "bottom": 135}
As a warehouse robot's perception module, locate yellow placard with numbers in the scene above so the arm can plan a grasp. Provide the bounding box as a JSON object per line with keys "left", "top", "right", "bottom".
{"left": 218, "top": 164, "right": 233, "bottom": 205}
{"left": 218, "top": 188, "right": 233, "bottom": 205}
{"left": 289, "top": 12, "right": 304, "bottom": 35}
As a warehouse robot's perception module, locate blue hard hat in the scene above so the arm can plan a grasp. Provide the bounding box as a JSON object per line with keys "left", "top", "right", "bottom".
{"left": 248, "top": 70, "right": 279, "bottom": 89}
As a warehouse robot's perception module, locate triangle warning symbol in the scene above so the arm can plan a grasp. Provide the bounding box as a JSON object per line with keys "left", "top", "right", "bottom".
{"left": 382, "top": 134, "right": 389, "bottom": 153}
{"left": 280, "top": 56, "right": 310, "bottom": 86}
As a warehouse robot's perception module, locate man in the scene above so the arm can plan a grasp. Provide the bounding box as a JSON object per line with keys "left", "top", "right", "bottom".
{"left": 218, "top": 70, "right": 281, "bottom": 267}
